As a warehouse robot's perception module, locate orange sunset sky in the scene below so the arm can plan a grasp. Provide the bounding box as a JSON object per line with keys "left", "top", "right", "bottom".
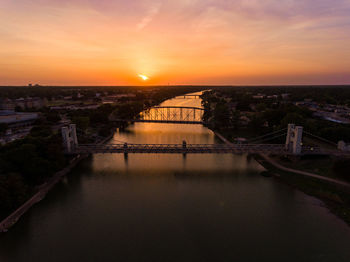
{"left": 1, "top": 0, "right": 350, "bottom": 85}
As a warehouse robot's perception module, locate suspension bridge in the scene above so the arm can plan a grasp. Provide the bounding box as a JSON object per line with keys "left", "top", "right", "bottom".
{"left": 62, "top": 124, "right": 350, "bottom": 156}
{"left": 73, "top": 143, "right": 322, "bottom": 155}
{"left": 113, "top": 106, "right": 205, "bottom": 124}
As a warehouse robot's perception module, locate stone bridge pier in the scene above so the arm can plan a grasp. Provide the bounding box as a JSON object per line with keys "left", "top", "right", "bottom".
{"left": 61, "top": 124, "right": 78, "bottom": 153}
{"left": 285, "top": 124, "right": 303, "bottom": 155}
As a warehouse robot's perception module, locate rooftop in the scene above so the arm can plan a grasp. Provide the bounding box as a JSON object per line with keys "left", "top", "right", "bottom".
{"left": 0, "top": 110, "right": 38, "bottom": 124}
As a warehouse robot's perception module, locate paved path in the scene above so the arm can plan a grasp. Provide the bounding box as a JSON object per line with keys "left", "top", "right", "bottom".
{"left": 0, "top": 133, "right": 114, "bottom": 233}
{"left": 213, "top": 130, "right": 350, "bottom": 189}
{"left": 260, "top": 154, "right": 350, "bottom": 189}
{"left": 0, "top": 156, "right": 86, "bottom": 232}
{"left": 214, "top": 132, "right": 233, "bottom": 145}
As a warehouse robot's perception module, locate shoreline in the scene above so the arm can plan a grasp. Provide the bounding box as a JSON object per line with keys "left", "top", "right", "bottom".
{"left": 0, "top": 92, "right": 185, "bottom": 233}
{"left": 0, "top": 132, "right": 114, "bottom": 233}
{"left": 213, "top": 129, "right": 350, "bottom": 226}
{"left": 213, "top": 130, "right": 350, "bottom": 189}
{"left": 258, "top": 153, "right": 350, "bottom": 189}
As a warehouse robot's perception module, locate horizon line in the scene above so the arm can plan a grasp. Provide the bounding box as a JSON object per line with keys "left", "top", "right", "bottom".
{"left": 1, "top": 84, "right": 350, "bottom": 88}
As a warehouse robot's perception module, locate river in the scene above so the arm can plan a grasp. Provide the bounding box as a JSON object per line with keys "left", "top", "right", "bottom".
{"left": 1, "top": 92, "right": 350, "bottom": 262}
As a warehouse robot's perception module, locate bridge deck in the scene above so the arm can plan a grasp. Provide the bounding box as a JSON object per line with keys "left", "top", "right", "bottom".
{"left": 70, "top": 144, "right": 326, "bottom": 155}
{"left": 112, "top": 120, "right": 204, "bottom": 124}
{"left": 152, "top": 106, "right": 204, "bottom": 110}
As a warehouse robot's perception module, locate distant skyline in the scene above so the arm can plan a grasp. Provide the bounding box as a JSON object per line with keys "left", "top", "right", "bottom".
{"left": 1, "top": 0, "right": 350, "bottom": 85}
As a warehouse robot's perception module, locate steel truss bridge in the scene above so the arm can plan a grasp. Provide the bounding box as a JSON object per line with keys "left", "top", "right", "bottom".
{"left": 70, "top": 143, "right": 326, "bottom": 155}
{"left": 114, "top": 106, "right": 205, "bottom": 124}
{"left": 173, "top": 95, "right": 201, "bottom": 99}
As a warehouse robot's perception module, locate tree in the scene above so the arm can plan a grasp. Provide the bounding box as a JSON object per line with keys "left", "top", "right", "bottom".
{"left": 46, "top": 111, "right": 61, "bottom": 123}
{"left": 280, "top": 113, "right": 305, "bottom": 128}
{"left": 231, "top": 110, "right": 241, "bottom": 130}
{"left": 332, "top": 160, "right": 350, "bottom": 181}
{"left": 213, "top": 103, "right": 231, "bottom": 128}
{"left": 0, "top": 123, "right": 8, "bottom": 135}
{"left": 72, "top": 116, "right": 90, "bottom": 131}
{"left": 256, "top": 103, "right": 267, "bottom": 112}
{"left": 30, "top": 125, "right": 52, "bottom": 137}
{"left": 263, "top": 109, "right": 286, "bottom": 127}
{"left": 0, "top": 173, "right": 29, "bottom": 218}
{"left": 249, "top": 114, "right": 265, "bottom": 131}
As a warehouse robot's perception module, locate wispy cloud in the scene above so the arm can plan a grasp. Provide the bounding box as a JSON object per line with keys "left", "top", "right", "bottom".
{"left": 1, "top": 0, "right": 350, "bottom": 85}
{"left": 137, "top": 2, "right": 162, "bottom": 31}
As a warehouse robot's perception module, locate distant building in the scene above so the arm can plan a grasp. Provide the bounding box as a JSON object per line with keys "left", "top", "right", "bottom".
{"left": 228, "top": 102, "right": 238, "bottom": 110}
{"left": 15, "top": 97, "right": 47, "bottom": 109}
{"left": 102, "top": 94, "right": 137, "bottom": 103}
{"left": 239, "top": 115, "right": 251, "bottom": 126}
{"left": 0, "top": 97, "right": 47, "bottom": 110}
{"left": 28, "top": 83, "right": 40, "bottom": 87}
{"left": 281, "top": 93, "right": 290, "bottom": 100}
{"left": 313, "top": 111, "right": 350, "bottom": 124}
{"left": 252, "top": 94, "right": 265, "bottom": 99}
{"left": 50, "top": 104, "right": 99, "bottom": 110}
{"left": 249, "top": 104, "right": 256, "bottom": 111}
{"left": 0, "top": 110, "right": 39, "bottom": 128}
{"left": 267, "top": 95, "right": 278, "bottom": 99}
{"left": 295, "top": 101, "right": 318, "bottom": 111}
{"left": 0, "top": 99, "right": 15, "bottom": 110}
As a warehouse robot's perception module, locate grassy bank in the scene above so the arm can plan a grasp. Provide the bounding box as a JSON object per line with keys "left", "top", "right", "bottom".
{"left": 272, "top": 155, "right": 337, "bottom": 179}
{"left": 212, "top": 126, "right": 350, "bottom": 226}
{"left": 255, "top": 154, "right": 350, "bottom": 226}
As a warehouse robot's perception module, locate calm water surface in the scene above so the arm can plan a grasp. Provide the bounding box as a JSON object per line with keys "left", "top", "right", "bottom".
{"left": 1, "top": 92, "right": 350, "bottom": 262}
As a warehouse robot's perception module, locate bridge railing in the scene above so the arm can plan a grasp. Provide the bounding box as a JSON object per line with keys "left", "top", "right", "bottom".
{"left": 139, "top": 106, "right": 204, "bottom": 123}
{"left": 67, "top": 143, "right": 336, "bottom": 155}
{"left": 75, "top": 143, "right": 289, "bottom": 151}
{"left": 77, "top": 143, "right": 285, "bottom": 147}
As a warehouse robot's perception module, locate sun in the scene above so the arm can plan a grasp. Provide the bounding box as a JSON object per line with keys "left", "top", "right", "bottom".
{"left": 138, "top": 74, "right": 149, "bottom": 81}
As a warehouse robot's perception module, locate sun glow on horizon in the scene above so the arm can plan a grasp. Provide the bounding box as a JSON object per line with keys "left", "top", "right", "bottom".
{"left": 1, "top": 0, "right": 350, "bottom": 85}
{"left": 138, "top": 74, "right": 149, "bottom": 81}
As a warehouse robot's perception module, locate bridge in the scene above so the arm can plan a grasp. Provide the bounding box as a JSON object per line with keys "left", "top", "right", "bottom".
{"left": 73, "top": 143, "right": 324, "bottom": 155}
{"left": 62, "top": 123, "right": 350, "bottom": 156}
{"left": 173, "top": 95, "right": 201, "bottom": 99}
{"left": 113, "top": 106, "right": 205, "bottom": 124}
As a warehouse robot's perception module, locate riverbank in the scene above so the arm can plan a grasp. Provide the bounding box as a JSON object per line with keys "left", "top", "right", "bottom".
{"left": 0, "top": 90, "right": 191, "bottom": 233}
{"left": 213, "top": 130, "right": 350, "bottom": 226}
{"left": 213, "top": 130, "right": 350, "bottom": 189}
{"left": 0, "top": 132, "right": 114, "bottom": 233}
{"left": 214, "top": 131, "right": 233, "bottom": 145}
{"left": 259, "top": 154, "right": 350, "bottom": 189}
{"left": 256, "top": 154, "right": 350, "bottom": 225}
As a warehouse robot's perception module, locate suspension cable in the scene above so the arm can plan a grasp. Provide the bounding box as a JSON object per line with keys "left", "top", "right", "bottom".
{"left": 250, "top": 132, "right": 287, "bottom": 144}
{"left": 248, "top": 128, "right": 287, "bottom": 143}
{"left": 303, "top": 131, "right": 337, "bottom": 146}
{"left": 113, "top": 139, "right": 128, "bottom": 143}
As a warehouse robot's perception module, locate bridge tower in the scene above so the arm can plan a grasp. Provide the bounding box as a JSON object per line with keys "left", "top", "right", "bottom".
{"left": 285, "top": 124, "right": 303, "bottom": 155}
{"left": 61, "top": 124, "right": 78, "bottom": 153}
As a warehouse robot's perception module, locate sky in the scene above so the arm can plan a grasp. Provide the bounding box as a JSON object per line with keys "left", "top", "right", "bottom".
{"left": 1, "top": 0, "right": 350, "bottom": 85}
